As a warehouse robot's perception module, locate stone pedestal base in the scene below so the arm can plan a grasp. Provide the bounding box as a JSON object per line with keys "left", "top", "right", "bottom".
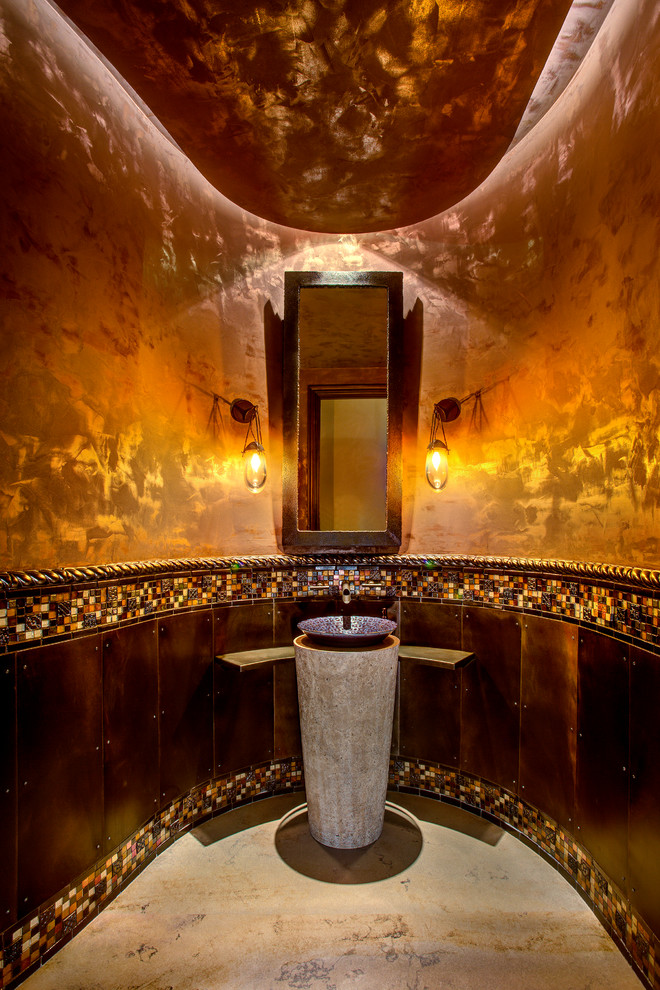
{"left": 294, "top": 634, "right": 399, "bottom": 849}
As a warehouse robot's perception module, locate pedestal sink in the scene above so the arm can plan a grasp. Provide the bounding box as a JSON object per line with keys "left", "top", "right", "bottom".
{"left": 294, "top": 616, "right": 399, "bottom": 850}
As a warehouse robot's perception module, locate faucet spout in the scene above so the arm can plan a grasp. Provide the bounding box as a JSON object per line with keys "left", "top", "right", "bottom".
{"left": 341, "top": 581, "right": 351, "bottom": 606}
{"left": 341, "top": 581, "right": 352, "bottom": 630}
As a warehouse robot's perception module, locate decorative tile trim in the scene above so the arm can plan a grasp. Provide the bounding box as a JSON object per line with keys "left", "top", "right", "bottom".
{"left": 1, "top": 555, "right": 658, "bottom": 655}
{"left": 0, "top": 758, "right": 304, "bottom": 989}
{"left": 389, "top": 759, "right": 657, "bottom": 990}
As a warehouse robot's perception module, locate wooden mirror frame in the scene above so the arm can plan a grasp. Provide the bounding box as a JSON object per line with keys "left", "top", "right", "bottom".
{"left": 282, "top": 270, "right": 403, "bottom": 553}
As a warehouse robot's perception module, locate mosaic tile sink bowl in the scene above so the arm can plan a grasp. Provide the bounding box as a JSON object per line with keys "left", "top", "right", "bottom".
{"left": 297, "top": 615, "right": 396, "bottom": 647}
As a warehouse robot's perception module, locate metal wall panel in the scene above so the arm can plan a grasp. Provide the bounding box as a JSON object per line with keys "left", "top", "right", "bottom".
{"left": 461, "top": 607, "right": 521, "bottom": 789}
{"left": 630, "top": 643, "right": 660, "bottom": 932}
{"left": 0, "top": 655, "right": 16, "bottom": 923}
{"left": 214, "top": 662, "right": 274, "bottom": 773}
{"left": 103, "top": 620, "right": 158, "bottom": 854}
{"left": 17, "top": 635, "right": 103, "bottom": 914}
{"left": 399, "top": 659, "right": 461, "bottom": 766}
{"left": 215, "top": 602, "right": 274, "bottom": 654}
{"left": 400, "top": 601, "right": 461, "bottom": 650}
{"left": 576, "top": 628, "right": 628, "bottom": 888}
{"left": 520, "top": 616, "right": 577, "bottom": 829}
{"left": 273, "top": 659, "right": 302, "bottom": 759}
{"left": 158, "top": 611, "right": 213, "bottom": 805}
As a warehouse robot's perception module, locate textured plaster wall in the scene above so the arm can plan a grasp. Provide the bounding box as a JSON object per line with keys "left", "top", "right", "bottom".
{"left": 1, "top": 0, "right": 659, "bottom": 568}
{"left": 0, "top": 0, "right": 297, "bottom": 566}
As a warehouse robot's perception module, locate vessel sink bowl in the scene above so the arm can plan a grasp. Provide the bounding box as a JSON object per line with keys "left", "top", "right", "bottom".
{"left": 297, "top": 615, "right": 396, "bottom": 647}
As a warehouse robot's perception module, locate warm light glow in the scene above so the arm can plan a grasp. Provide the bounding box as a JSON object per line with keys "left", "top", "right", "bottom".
{"left": 426, "top": 440, "right": 449, "bottom": 490}
{"left": 244, "top": 442, "right": 267, "bottom": 492}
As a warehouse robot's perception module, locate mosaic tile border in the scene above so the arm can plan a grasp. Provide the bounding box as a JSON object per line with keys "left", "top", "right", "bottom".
{"left": 1, "top": 754, "right": 654, "bottom": 990}
{"left": 0, "top": 758, "right": 304, "bottom": 990}
{"left": 0, "top": 555, "right": 659, "bottom": 654}
{"left": 389, "top": 759, "right": 657, "bottom": 990}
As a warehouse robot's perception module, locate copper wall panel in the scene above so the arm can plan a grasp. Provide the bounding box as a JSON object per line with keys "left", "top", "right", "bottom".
{"left": 399, "top": 659, "right": 461, "bottom": 767}
{"left": 0, "top": 655, "right": 17, "bottom": 922}
{"left": 214, "top": 602, "right": 274, "bottom": 654}
{"left": 158, "top": 611, "right": 213, "bottom": 805}
{"left": 576, "top": 629, "right": 628, "bottom": 887}
{"left": 400, "top": 601, "right": 462, "bottom": 650}
{"left": 461, "top": 608, "right": 521, "bottom": 789}
{"left": 520, "top": 616, "right": 577, "bottom": 829}
{"left": 214, "top": 662, "right": 274, "bottom": 773}
{"left": 17, "top": 635, "right": 103, "bottom": 914}
{"left": 630, "top": 643, "right": 660, "bottom": 932}
{"left": 273, "top": 659, "right": 302, "bottom": 759}
{"left": 103, "top": 621, "right": 158, "bottom": 854}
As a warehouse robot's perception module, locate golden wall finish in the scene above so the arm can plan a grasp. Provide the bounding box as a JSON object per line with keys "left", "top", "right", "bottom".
{"left": 2, "top": 0, "right": 660, "bottom": 569}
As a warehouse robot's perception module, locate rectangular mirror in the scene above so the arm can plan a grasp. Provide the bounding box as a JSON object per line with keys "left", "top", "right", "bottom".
{"left": 282, "top": 271, "right": 402, "bottom": 553}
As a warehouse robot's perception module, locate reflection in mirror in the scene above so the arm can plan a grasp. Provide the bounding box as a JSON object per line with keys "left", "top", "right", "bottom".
{"left": 282, "top": 271, "right": 403, "bottom": 553}
{"left": 317, "top": 392, "right": 387, "bottom": 531}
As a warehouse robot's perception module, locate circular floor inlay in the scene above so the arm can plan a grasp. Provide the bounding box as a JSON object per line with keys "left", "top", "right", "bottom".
{"left": 274, "top": 801, "right": 423, "bottom": 883}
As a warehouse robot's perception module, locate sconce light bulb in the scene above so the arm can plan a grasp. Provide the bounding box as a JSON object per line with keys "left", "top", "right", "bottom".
{"left": 426, "top": 440, "right": 449, "bottom": 491}
{"left": 244, "top": 442, "right": 267, "bottom": 492}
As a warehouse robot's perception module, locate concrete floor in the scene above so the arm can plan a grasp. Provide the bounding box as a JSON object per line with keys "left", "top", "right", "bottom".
{"left": 24, "top": 794, "right": 642, "bottom": 990}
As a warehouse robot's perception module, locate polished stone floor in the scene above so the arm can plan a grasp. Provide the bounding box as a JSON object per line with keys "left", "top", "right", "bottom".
{"left": 24, "top": 794, "right": 642, "bottom": 990}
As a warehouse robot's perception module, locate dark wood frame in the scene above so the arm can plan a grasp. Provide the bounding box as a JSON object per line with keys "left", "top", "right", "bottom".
{"left": 282, "top": 270, "right": 403, "bottom": 553}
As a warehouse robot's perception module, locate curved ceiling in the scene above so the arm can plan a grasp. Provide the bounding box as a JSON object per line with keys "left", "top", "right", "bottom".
{"left": 54, "top": 0, "right": 573, "bottom": 233}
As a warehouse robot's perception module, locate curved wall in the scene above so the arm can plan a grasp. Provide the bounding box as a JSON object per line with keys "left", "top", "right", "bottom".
{"left": 0, "top": 554, "right": 658, "bottom": 989}
{"left": 2, "top": 0, "right": 660, "bottom": 569}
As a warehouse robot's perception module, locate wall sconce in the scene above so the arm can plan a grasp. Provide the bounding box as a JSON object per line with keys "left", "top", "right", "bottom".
{"left": 425, "top": 397, "right": 461, "bottom": 491}
{"left": 229, "top": 399, "right": 267, "bottom": 492}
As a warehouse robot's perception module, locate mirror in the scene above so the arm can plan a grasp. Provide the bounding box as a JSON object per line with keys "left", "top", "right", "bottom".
{"left": 282, "top": 271, "right": 402, "bottom": 552}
